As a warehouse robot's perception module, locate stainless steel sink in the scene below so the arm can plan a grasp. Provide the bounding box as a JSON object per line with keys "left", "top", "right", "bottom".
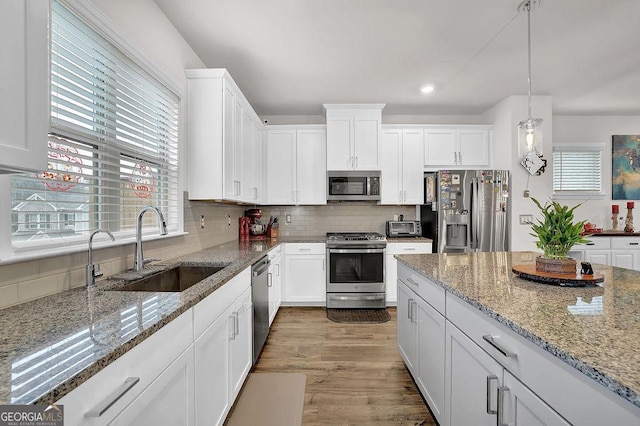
{"left": 110, "top": 265, "right": 225, "bottom": 292}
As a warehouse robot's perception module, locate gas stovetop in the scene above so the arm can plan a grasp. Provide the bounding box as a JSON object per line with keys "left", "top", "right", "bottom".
{"left": 326, "top": 232, "right": 387, "bottom": 245}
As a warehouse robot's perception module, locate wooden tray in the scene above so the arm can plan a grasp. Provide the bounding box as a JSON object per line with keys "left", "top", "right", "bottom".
{"left": 512, "top": 264, "right": 604, "bottom": 287}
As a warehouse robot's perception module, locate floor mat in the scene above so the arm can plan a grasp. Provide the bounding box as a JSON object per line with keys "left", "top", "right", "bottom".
{"left": 326, "top": 308, "right": 391, "bottom": 323}
{"left": 226, "top": 372, "right": 306, "bottom": 426}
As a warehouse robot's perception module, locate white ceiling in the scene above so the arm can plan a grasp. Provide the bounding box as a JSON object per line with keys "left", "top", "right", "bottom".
{"left": 153, "top": 0, "right": 640, "bottom": 118}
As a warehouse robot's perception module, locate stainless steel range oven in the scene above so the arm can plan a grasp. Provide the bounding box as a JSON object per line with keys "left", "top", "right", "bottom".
{"left": 326, "top": 232, "right": 386, "bottom": 309}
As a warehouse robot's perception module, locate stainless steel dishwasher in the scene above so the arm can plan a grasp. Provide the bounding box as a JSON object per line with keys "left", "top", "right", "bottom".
{"left": 252, "top": 255, "right": 271, "bottom": 364}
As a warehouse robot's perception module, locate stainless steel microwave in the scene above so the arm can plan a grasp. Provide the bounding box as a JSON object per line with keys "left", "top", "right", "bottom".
{"left": 327, "top": 171, "right": 381, "bottom": 201}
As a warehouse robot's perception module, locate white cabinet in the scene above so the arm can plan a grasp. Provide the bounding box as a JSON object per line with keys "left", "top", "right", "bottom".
{"left": 265, "top": 127, "right": 326, "bottom": 205}
{"left": 380, "top": 128, "right": 424, "bottom": 205}
{"left": 282, "top": 243, "right": 326, "bottom": 305}
{"left": 186, "top": 69, "right": 263, "bottom": 202}
{"left": 57, "top": 310, "right": 194, "bottom": 426}
{"left": 0, "top": 0, "right": 49, "bottom": 173}
{"left": 424, "top": 127, "right": 491, "bottom": 168}
{"left": 324, "top": 104, "right": 385, "bottom": 170}
{"left": 251, "top": 122, "right": 264, "bottom": 203}
{"left": 268, "top": 246, "right": 283, "bottom": 325}
{"left": 385, "top": 242, "right": 432, "bottom": 304}
{"left": 193, "top": 267, "right": 252, "bottom": 426}
{"left": 397, "top": 263, "right": 445, "bottom": 425}
{"left": 611, "top": 237, "right": 640, "bottom": 270}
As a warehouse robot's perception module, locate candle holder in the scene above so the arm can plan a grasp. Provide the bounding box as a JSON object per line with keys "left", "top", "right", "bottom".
{"left": 612, "top": 214, "right": 619, "bottom": 231}
{"left": 624, "top": 205, "right": 634, "bottom": 233}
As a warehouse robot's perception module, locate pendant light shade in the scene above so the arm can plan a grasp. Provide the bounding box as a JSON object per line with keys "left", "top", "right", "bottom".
{"left": 517, "top": 0, "right": 544, "bottom": 161}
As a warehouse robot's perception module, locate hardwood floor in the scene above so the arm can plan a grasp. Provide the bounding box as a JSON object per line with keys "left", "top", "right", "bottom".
{"left": 253, "top": 307, "right": 436, "bottom": 425}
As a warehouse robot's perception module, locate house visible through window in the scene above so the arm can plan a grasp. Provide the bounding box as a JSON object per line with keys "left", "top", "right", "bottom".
{"left": 553, "top": 144, "right": 604, "bottom": 199}
{"left": 10, "top": 0, "right": 179, "bottom": 249}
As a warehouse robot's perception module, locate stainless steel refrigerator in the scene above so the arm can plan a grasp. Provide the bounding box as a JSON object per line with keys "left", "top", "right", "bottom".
{"left": 421, "top": 170, "right": 510, "bottom": 253}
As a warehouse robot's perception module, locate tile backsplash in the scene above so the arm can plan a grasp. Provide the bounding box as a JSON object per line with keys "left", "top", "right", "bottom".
{"left": 0, "top": 198, "right": 415, "bottom": 309}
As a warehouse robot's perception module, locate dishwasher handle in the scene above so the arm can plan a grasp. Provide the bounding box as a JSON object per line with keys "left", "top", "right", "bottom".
{"left": 252, "top": 256, "right": 271, "bottom": 276}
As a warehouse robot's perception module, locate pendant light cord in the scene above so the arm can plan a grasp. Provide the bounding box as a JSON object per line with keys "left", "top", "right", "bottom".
{"left": 526, "top": 1, "right": 533, "bottom": 119}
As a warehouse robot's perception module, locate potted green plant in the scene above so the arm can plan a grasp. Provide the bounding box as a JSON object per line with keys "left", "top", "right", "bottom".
{"left": 529, "top": 198, "right": 590, "bottom": 274}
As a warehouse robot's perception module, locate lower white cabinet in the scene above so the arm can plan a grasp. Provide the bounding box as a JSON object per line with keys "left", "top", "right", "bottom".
{"left": 397, "top": 263, "right": 445, "bottom": 424}
{"left": 57, "top": 310, "right": 194, "bottom": 426}
{"left": 193, "top": 268, "right": 252, "bottom": 426}
{"left": 268, "top": 246, "right": 283, "bottom": 325}
{"left": 385, "top": 242, "right": 432, "bottom": 304}
{"left": 282, "top": 243, "right": 326, "bottom": 305}
{"left": 571, "top": 236, "right": 640, "bottom": 271}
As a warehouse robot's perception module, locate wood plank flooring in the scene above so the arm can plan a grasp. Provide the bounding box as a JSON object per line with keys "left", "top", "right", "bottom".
{"left": 252, "top": 307, "right": 436, "bottom": 425}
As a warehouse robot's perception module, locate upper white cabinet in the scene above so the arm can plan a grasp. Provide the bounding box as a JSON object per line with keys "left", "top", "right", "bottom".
{"left": 0, "top": 0, "right": 49, "bottom": 173}
{"left": 424, "top": 126, "right": 491, "bottom": 169}
{"left": 324, "top": 104, "right": 385, "bottom": 171}
{"left": 380, "top": 128, "right": 424, "bottom": 205}
{"left": 265, "top": 126, "right": 326, "bottom": 205}
{"left": 186, "top": 69, "right": 263, "bottom": 202}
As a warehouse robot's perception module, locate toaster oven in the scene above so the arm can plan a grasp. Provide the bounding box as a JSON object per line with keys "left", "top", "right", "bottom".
{"left": 386, "top": 220, "right": 422, "bottom": 238}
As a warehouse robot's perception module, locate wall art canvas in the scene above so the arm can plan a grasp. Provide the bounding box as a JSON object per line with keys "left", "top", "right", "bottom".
{"left": 612, "top": 135, "right": 640, "bottom": 200}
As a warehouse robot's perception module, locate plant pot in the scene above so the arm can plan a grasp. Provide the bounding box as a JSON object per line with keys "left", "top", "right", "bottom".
{"left": 535, "top": 256, "right": 577, "bottom": 275}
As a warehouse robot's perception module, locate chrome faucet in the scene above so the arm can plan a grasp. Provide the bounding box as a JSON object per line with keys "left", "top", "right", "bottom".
{"left": 87, "top": 229, "right": 115, "bottom": 287}
{"left": 134, "top": 206, "right": 168, "bottom": 272}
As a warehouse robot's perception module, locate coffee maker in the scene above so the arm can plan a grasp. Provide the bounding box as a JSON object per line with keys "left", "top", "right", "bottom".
{"left": 245, "top": 209, "right": 267, "bottom": 240}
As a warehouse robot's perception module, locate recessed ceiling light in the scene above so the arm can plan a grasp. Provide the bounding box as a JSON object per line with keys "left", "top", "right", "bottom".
{"left": 420, "top": 85, "right": 435, "bottom": 94}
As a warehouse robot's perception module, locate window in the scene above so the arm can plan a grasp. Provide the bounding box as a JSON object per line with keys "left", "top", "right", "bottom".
{"left": 553, "top": 144, "right": 604, "bottom": 199}
{"left": 10, "top": 0, "right": 179, "bottom": 251}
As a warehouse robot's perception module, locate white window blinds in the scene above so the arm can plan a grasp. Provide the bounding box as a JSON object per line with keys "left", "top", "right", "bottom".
{"left": 11, "top": 0, "right": 179, "bottom": 247}
{"left": 553, "top": 145, "right": 603, "bottom": 196}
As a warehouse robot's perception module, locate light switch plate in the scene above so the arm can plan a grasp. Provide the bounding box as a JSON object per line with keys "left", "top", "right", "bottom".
{"left": 520, "top": 214, "right": 534, "bottom": 225}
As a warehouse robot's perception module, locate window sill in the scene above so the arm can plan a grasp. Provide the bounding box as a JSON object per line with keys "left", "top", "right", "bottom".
{"left": 0, "top": 231, "right": 189, "bottom": 266}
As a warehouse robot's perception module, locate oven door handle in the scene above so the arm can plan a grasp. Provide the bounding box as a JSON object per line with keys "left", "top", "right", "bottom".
{"left": 328, "top": 248, "right": 386, "bottom": 254}
{"left": 330, "top": 295, "right": 386, "bottom": 301}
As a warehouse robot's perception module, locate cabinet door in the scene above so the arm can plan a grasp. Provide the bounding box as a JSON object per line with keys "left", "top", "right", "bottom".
{"left": 326, "top": 117, "right": 353, "bottom": 170}
{"left": 353, "top": 117, "right": 380, "bottom": 169}
{"left": 239, "top": 107, "right": 253, "bottom": 202}
{"left": 110, "top": 347, "right": 195, "bottom": 426}
{"left": 296, "top": 129, "right": 327, "bottom": 204}
{"left": 401, "top": 129, "right": 424, "bottom": 204}
{"left": 416, "top": 297, "right": 445, "bottom": 425}
{"left": 194, "top": 305, "right": 232, "bottom": 426}
{"left": 0, "top": 0, "right": 49, "bottom": 173}
{"left": 380, "top": 130, "right": 402, "bottom": 204}
{"left": 251, "top": 123, "right": 263, "bottom": 203}
{"left": 457, "top": 129, "right": 489, "bottom": 167}
{"left": 611, "top": 251, "right": 634, "bottom": 270}
{"left": 501, "top": 370, "right": 571, "bottom": 426}
{"left": 268, "top": 253, "right": 282, "bottom": 325}
{"left": 283, "top": 254, "right": 326, "bottom": 303}
{"left": 229, "top": 287, "right": 253, "bottom": 399}
{"left": 397, "top": 281, "right": 418, "bottom": 373}
{"left": 424, "top": 129, "right": 456, "bottom": 166}
{"left": 222, "top": 81, "right": 236, "bottom": 199}
{"left": 385, "top": 254, "right": 398, "bottom": 304}
{"left": 584, "top": 250, "right": 611, "bottom": 266}
{"left": 445, "top": 321, "right": 502, "bottom": 426}
{"left": 265, "top": 130, "right": 296, "bottom": 204}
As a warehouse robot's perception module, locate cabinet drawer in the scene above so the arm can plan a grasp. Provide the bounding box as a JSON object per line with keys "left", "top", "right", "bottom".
{"left": 397, "top": 262, "right": 445, "bottom": 315}
{"left": 267, "top": 244, "right": 282, "bottom": 259}
{"left": 610, "top": 237, "right": 640, "bottom": 250}
{"left": 579, "top": 237, "right": 611, "bottom": 250}
{"left": 193, "top": 268, "right": 251, "bottom": 338}
{"left": 285, "top": 243, "right": 325, "bottom": 255}
{"left": 446, "top": 293, "right": 640, "bottom": 425}
{"left": 387, "top": 242, "right": 432, "bottom": 255}
{"left": 57, "top": 310, "right": 193, "bottom": 425}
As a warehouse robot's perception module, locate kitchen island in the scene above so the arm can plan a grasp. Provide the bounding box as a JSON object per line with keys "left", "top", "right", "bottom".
{"left": 396, "top": 251, "right": 640, "bottom": 425}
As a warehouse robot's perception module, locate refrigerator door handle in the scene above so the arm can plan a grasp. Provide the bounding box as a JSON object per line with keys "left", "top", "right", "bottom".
{"left": 470, "top": 177, "right": 478, "bottom": 251}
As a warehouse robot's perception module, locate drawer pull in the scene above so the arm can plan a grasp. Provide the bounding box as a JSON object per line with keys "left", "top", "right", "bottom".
{"left": 482, "top": 335, "right": 517, "bottom": 358}
{"left": 630, "top": 242, "right": 639, "bottom": 246}
{"left": 586, "top": 243, "right": 595, "bottom": 245}
{"left": 403, "top": 247, "right": 416, "bottom": 251}
{"left": 486, "top": 375, "right": 498, "bottom": 415}
{"left": 85, "top": 377, "right": 140, "bottom": 417}
{"left": 406, "top": 277, "right": 419, "bottom": 286}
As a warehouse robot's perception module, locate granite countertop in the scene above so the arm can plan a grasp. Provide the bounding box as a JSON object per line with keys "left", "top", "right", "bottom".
{"left": 0, "top": 236, "right": 325, "bottom": 405}
{"left": 395, "top": 251, "right": 640, "bottom": 409}
{"left": 583, "top": 231, "right": 640, "bottom": 237}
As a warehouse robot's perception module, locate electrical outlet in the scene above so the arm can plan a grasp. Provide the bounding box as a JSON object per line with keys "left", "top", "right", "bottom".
{"left": 200, "top": 215, "right": 205, "bottom": 229}
{"left": 227, "top": 215, "right": 231, "bottom": 226}
{"left": 286, "top": 214, "right": 291, "bottom": 223}
{"left": 520, "top": 214, "right": 534, "bottom": 225}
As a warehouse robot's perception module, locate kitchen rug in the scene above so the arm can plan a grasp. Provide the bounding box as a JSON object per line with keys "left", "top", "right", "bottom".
{"left": 226, "top": 372, "right": 306, "bottom": 426}
{"left": 326, "top": 308, "right": 391, "bottom": 323}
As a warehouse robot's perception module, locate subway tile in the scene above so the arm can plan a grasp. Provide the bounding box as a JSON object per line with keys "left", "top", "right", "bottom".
{"left": 0, "top": 284, "right": 19, "bottom": 309}
{"left": 18, "top": 276, "right": 59, "bottom": 303}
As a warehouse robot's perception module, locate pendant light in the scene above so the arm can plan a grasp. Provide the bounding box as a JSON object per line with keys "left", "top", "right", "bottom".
{"left": 517, "top": 0, "right": 544, "bottom": 174}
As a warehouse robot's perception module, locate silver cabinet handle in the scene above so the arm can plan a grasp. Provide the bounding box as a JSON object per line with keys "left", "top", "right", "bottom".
{"left": 406, "top": 277, "right": 419, "bottom": 287}
{"left": 483, "top": 335, "right": 517, "bottom": 358}
{"left": 411, "top": 301, "right": 418, "bottom": 323}
{"left": 403, "top": 190, "right": 407, "bottom": 202}
{"left": 407, "top": 298, "right": 412, "bottom": 320}
{"left": 234, "top": 312, "right": 239, "bottom": 337}
{"left": 85, "top": 377, "right": 140, "bottom": 418}
{"left": 276, "top": 264, "right": 280, "bottom": 276}
{"left": 403, "top": 247, "right": 416, "bottom": 251}
{"left": 486, "top": 375, "right": 498, "bottom": 415}
{"left": 267, "top": 272, "right": 273, "bottom": 287}
{"left": 399, "top": 190, "right": 402, "bottom": 202}
{"left": 229, "top": 314, "right": 236, "bottom": 340}
{"left": 498, "top": 386, "right": 509, "bottom": 426}
{"left": 355, "top": 156, "right": 358, "bottom": 168}
{"left": 458, "top": 151, "right": 462, "bottom": 164}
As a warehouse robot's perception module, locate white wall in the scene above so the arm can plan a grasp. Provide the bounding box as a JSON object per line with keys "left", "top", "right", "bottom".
{"left": 554, "top": 115, "right": 640, "bottom": 229}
